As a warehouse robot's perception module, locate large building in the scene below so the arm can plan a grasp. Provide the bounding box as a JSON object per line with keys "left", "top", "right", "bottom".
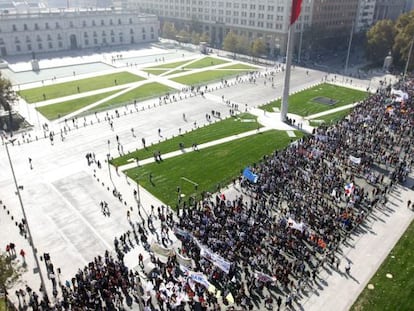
{"left": 0, "top": 8, "right": 159, "bottom": 57}
{"left": 127, "top": 0, "right": 314, "bottom": 56}
{"left": 373, "top": 0, "right": 406, "bottom": 21}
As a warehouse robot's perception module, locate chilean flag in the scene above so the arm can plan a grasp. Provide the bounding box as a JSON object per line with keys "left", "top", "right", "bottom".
{"left": 344, "top": 183, "right": 355, "bottom": 196}
{"left": 290, "top": 0, "right": 303, "bottom": 25}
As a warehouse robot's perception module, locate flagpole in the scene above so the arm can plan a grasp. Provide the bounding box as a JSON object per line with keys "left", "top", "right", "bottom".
{"left": 280, "top": 24, "right": 295, "bottom": 122}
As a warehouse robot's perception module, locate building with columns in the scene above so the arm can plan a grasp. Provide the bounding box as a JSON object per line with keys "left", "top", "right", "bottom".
{"left": 0, "top": 8, "right": 159, "bottom": 57}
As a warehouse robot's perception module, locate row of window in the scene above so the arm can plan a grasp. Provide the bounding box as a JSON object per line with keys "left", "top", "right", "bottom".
{"left": 2, "top": 28, "right": 155, "bottom": 44}
{"left": 14, "top": 33, "right": 154, "bottom": 52}
{"left": 145, "top": 1, "right": 288, "bottom": 12}
{"left": 7, "top": 18, "right": 154, "bottom": 32}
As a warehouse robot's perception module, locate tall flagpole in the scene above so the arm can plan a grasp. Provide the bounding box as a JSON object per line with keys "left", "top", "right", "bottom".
{"left": 280, "top": 25, "right": 295, "bottom": 122}
{"left": 280, "top": 0, "right": 302, "bottom": 122}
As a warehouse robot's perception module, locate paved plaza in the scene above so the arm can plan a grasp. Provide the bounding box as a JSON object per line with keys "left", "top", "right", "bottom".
{"left": 0, "top": 43, "right": 412, "bottom": 310}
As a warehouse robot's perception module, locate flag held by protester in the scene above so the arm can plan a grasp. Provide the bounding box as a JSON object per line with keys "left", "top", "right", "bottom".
{"left": 243, "top": 167, "right": 259, "bottom": 183}
{"left": 344, "top": 182, "right": 355, "bottom": 196}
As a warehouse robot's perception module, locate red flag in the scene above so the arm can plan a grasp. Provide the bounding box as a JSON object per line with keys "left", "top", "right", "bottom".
{"left": 290, "top": 0, "right": 303, "bottom": 25}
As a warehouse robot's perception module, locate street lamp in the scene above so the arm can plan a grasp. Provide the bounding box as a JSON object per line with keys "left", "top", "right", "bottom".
{"left": 4, "top": 139, "right": 49, "bottom": 301}
{"left": 403, "top": 35, "right": 414, "bottom": 80}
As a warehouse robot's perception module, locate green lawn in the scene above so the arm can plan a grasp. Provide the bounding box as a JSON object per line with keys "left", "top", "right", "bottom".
{"left": 351, "top": 220, "right": 414, "bottom": 311}
{"left": 36, "top": 90, "right": 121, "bottom": 120}
{"left": 112, "top": 113, "right": 262, "bottom": 167}
{"left": 19, "top": 72, "right": 144, "bottom": 103}
{"left": 221, "top": 63, "right": 260, "bottom": 70}
{"left": 143, "top": 69, "right": 169, "bottom": 76}
{"left": 0, "top": 298, "right": 5, "bottom": 311}
{"left": 145, "top": 59, "right": 193, "bottom": 69}
{"left": 185, "top": 57, "right": 229, "bottom": 68}
{"left": 261, "top": 83, "right": 367, "bottom": 116}
{"left": 171, "top": 69, "right": 250, "bottom": 86}
{"left": 86, "top": 82, "right": 175, "bottom": 114}
{"left": 125, "top": 130, "right": 302, "bottom": 208}
{"left": 309, "top": 108, "right": 352, "bottom": 127}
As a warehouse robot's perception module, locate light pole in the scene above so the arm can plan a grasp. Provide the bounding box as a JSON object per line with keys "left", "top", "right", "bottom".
{"left": 403, "top": 35, "right": 414, "bottom": 80}
{"left": 344, "top": 22, "right": 355, "bottom": 75}
{"left": 4, "top": 140, "right": 49, "bottom": 301}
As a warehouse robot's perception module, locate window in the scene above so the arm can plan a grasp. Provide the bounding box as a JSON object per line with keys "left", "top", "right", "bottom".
{"left": 130, "top": 29, "right": 134, "bottom": 34}
{"left": 129, "top": 18, "right": 133, "bottom": 24}
{"left": 111, "top": 37, "right": 115, "bottom": 43}
{"left": 151, "top": 33, "right": 154, "bottom": 39}
{"left": 118, "top": 19, "right": 122, "bottom": 25}
{"left": 150, "top": 26, "right": 154, "bottom": 32}
{"left": 48, "top": 42, "right": 53, "bottom": 49}
{"left": 47, "top": 34, "right": 52, "bottom": 41}
{"left": 35, "top": 23, "right": 39, "bottom": 30}
{"left": 69, "top": 21, "right": 74, "bottom": 28}
{"left": 94, "top": 38, "right": 98, "bottom": 44}
{"left": 92, "top": 20, "right": 96, "bottom": 26}
{"left": 85, "top": 39, "right": 89, "bottom": 45}
{"left": 38, "top": 43, "right": 42, "bottom": 49}
{"left": 16, "top": 45, "right": 21, "bottom": 51}
{"left": 84, "top": 32, "right": 88, "bottom": 38}
{"left": 14, "top": 37, "right": 19, "bottom": 43}
{"left": 27, "top": 44, "right": 32, "bottom": 50}
{"left": 102, "top": 31, "right": 106, "bottom": 36}
{"left": 109, "top": 19, "right": 113, "bottom": 25}
{"left": 57, "top": 34, "right": 62, "bottom": 40}
{"left": 101, "top": 20, "right": 105, "bottom": 26}
{"left": 142, "top": 34, "right": 146, "bottom": 40}
{"left": 142, "top": 27, "right": 146, "bottom": 33}
{"left": 58, "top": 41, "right": 63, "bottom": 48}
{"left": 110, "top": 30, "right": 114, "bottom": 35}
{"left": 56, "top": 22, "right": 60, "bottom": 29}
{"left": 24, "top": 24, "right": 28, "bottom": 31}
{"left": 12, "top": 24, "right": 17, "bottom": 31}
{"left": 93, "top": 31, "right": 97, "bottom": 37}
{"left": 36, "top": 35, "right": 42, "bottom": 42}
{"left": 26, "top": 36, "right": 31, "bottom": 42}
{"left": 83, "top": 21, "right": 87, "bottom": 27}
{"left": 45, "top": 22, "right": 49, "bottom": 29}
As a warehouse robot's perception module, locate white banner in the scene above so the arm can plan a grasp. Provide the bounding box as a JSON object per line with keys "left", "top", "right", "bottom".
{"left": 175, "top": 250, "right": 192, "bottom": 267}
{"left": 349, "top": 155, "right": 361, "bottom": 165}
{"left": 287, "top": 217, "right": 305, "bottom": 232}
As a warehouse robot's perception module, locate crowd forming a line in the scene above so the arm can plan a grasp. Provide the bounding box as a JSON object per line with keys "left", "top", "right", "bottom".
{"left": 10, "top": 77, "right": 413, "bottom": 310}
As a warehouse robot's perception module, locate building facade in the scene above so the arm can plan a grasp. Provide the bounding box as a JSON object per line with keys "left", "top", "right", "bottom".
{"left": 373, "top": 0, "right": 406, "bottom": 21}
{"left": 0, "top": 8, "right": 159, "bottom": 57}
{"left": 128, "top": 0, "right": 314, "bottom": 56}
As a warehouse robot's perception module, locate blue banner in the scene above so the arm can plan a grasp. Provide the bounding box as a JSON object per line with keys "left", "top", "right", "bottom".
{"left": 243, "top": 167, "right": 258, "bottom": 183}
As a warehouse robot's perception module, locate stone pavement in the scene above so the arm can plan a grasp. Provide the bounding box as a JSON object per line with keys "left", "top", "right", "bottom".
{"left": 1, "top": 45, "right": 409, "bottom": 310}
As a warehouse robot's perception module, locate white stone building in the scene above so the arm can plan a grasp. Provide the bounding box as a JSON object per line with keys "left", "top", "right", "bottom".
{"left": 0, "top": 8, "right": 159, "bottom": 57}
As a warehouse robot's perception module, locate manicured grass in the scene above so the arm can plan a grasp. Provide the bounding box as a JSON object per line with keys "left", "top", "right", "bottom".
{"left": 313, "top": 108, "right": 352, "bottom": 125}
{"left": 18, "top": 72, "right": 144, "bottom": 103}
{"left": 0, "top": 298, "right": 6, "bottom": 311}
{"left": 36, "top": 90, "right": 121, "bottom": 120}
{"left": 112, "top": 113, "right": 262, "bottom": 166}
{"left": 351, "top": 220, "right": 414, "bottom": 311}
{"left": 125, "top": 130, "right": 302, "bottom": 208}
{"left": 261, "top": 83, "right": 367, "bottom": 116}
{"left": 143, "top": 69, "right": 169, "bottom": 75}
{"left": 185, "top": 57, "right": 229, "bottom": 68}
{"left": 171, "top": 69, "right": 249, "bottom": 85}
{"left": 166, "top": 68, "right": 193, "bottom": 76}
{"left": 146, "top": 59, "right": 193, "bottom": 69}
{"left": 221, "top": 63, "right": 260, "bottom": 70}
{"left": 87, "top": 82, "right": 175, "bottom": 113}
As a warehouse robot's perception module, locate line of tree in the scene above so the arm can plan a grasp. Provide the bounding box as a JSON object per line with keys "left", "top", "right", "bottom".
{"left": 365, "top": 10, "right": 414, "bottom": 71}
{"left": 222, "top": 31, "right": 267, "bottom": 59}
{"left": 0, "top": 72, "right": 17, "bottom": 134}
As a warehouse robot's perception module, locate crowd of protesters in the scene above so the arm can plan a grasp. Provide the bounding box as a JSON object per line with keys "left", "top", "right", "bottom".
{"left": 9, "top": 77, "right": 413, "bottom": 310}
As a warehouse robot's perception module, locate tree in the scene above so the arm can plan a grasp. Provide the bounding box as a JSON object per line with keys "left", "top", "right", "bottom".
{"left": 200, "top": 32, "right": 210, "bottom": 44}
{"left": 251, "top": 38, "right": 267, "bottom": 58}
{"left": 392, "top": 10, "right": 414, "bottom": 70}
{"left": 236, "top": 35, "right": 250, "bottom": 55}
{"left": 0, "top": 253, "right": 17, "bottom": 306}
{"left": 162, "top": 21, "right": 177, "bottom": 39}
{"left": 365, "top": 19, "right": 395, "bottom": 65}
{"left": 191, "top": 31, "right": 200, "bottom": 45}
{"left": 222, "top": 31, "right": 239, "bottom": 56}
{"left": 0, "top": 72, "right": 17, "bottom": 134}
